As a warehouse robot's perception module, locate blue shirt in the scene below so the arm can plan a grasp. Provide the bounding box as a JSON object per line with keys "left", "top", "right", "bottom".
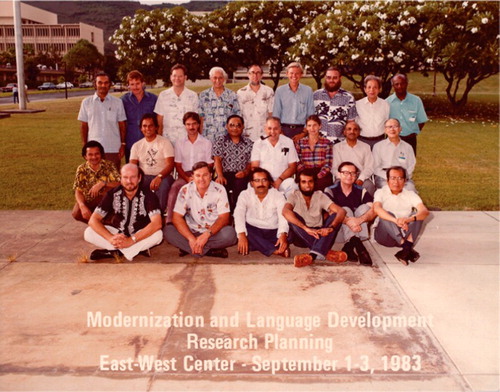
{"left": 199, "top": 87, "right": 240, "bottom": 144}
{"left": 386, "top": 92, "right": 428, "bottom": 136}
{"left": 121, "top": 91, "right": 158, "bottom": 149}
{"left": 273, "top": 83, "right": 314, "bottom": 125}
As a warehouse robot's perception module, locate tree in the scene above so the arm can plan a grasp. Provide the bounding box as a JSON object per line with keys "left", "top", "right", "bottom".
{"left": 63, "top": 39, "right": 104, "bottom": 80}
{"left": 287, "top": 1, "right": 428, "bottom": 96}
{"left": 111, "top": 7, "right": 208, "bottom": 84}
{"left": 208, "top": 1, "right": 330, "bottom": 89}
{"left": 423, "top": 1, "right": 499, "bottom": 108}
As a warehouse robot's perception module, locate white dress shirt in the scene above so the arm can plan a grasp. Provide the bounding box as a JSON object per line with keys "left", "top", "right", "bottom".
{"left": 372, "top": 138, "right": 416, "bottom": 179}
{"left": 237, "top": 83, "right": 274, "bottom": 141}
{"left": 233, "top": 187, "right": 288, "bottom": 235}
{"left": 355, "top": 97, "right": 390, "bottom": 138}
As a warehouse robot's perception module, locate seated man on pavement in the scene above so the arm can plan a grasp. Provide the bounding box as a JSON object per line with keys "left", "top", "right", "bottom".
{"left": 325, "top": 161, "right": 376, "bottom": 266}
{"left": 250, "top": 116, "right": 299, "bottom": 198}
{"left": 84, "top": 163, "right": 163, "bottom": 261}
{"left": 234, "top": 167, "right": 290, "bottom": 258}
{"left": 282, "top": 169, "right": 347, "bottom": 267}
{"left": 130, "top": 113, "right": 174, "bottom": 216}
{"left": 165, "top": 112, "right": 214, "bottom": 224}
{"left": 373, "top": 118, "right": 416, "bottom": 192}
{"left": 373, "top": 166, "right": 429, "bottom": 266}
{"left": 72, "top": 140, "right": 120, "bottom": 223}
{"left": 332, "top": 121, "right": 375, "bottom": 196}
{"left": 213, "top": 114, "right": 253, "bottom": 212}
{"left": 164, "top": 161, "right": 237, "bottom": 258}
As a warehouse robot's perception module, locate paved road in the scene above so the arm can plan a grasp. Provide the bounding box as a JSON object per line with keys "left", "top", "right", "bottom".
{"left": 0, "top": 89, "right": 93, "bottom": 105}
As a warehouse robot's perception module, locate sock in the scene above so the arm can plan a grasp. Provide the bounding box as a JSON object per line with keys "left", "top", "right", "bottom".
{"left": 309, "top": 253, "right": 317, "bottom": 260}
{"left": 402, "top": 240, "right": 413, "bottom": 253}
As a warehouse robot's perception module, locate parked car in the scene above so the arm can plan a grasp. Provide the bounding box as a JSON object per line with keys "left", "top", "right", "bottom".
{"left": 1, "top": 83, "right": 16, "bottom": 93}
{"left": 79, "top": 81, "right": 93, "bottom": 88}
{"left": 113, "top": 82, "right": 127, "bottom": 92}
{"left": 55, "top": 82, "right": 74, "bottom": 89}
{"left": 37, "top": 82, "right": 57, "bottom": 90}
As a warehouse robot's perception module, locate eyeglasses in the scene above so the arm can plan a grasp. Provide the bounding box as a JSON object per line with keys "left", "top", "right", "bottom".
{"left": 389, "top": 176, "right": 405, "bottom": 181}
{"left": 340, "top": 171, "right": 358, "bottom": 177}
{"left": 249, "top": 71, "right": 262, "bottom": 75}
{"left": 252, "top": 178, "right": 269, "bottom": 183}
{"left": 385, "top": 125, "right": 400, "bottom": 130}
{"left": 228, "top": 123, "right": 243, "bottom": 128}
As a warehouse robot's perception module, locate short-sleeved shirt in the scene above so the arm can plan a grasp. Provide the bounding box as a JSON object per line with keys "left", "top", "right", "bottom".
{"left": 199, "top": 87, "right": 240, "bottom": 143}
{"left": 154, "top": 87, "right": 199, "bottom": 146}
{"left": 374, "top": 185, "right": 423, "bottom": 218}
{"left": 372, "top": 138, "right": 416, "bottom": 179}
{"left": 273, "top": 83, "right": 314, "bottom": 125}
{"left": 174, "top": 181, "right": 230, "bottom": 233}
{"left": 250, "top": 135, "right": 299, "bottom": 181}
{"left": 78, "top": 93, "right": 127, "bottom": 153}
{"left": 95, "top": 185, "right": 161, "bottom": 236}
{"left": 212, "top": 135, "right": 253, "bottom": 173}
{"left": 386, "top": 92, "right": 428, "bottom": 136}
{"left": 130, "top": 135, "right": 174, "bottom": 176}
{"left": 121, "top": 91, "right": 158, "bottom": 149}
{"left": 237, "top": 83, "right": 274, "bottom": 141}
{"left": 286, "top": 190, "right": 333, "bottom": 228}
{"left": 325, "top": 183, "right": 373, "bottom": 212}
{"left": 355, "top": 97, "right": 390, "bottom": 138}
{"left": 313, "top": 88, "right": 357, "bottom": 138}
{"left": 174, "top": 135, "right": 214, "bottom": 172}
{"left": 73, "top": 160, "right": 120, "bottom": 203}
{"left": 295, "top": 136, "right": 333, "bottom": 177}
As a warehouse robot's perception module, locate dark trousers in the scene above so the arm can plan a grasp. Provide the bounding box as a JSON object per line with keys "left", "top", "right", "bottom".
{"left": 401, "top": 133, "right": 418, "bottom": 156}
{"left": 288, "top": 212, "right": 340, "bottom": 258}
{"left": 223, "top": 172, "right": 249, "bottom": 212}
{"left": 281, "top": 124, "right": 304, "bottom": 139}
{"left": 246, "top": 223, "right": 280, "bottom": 257}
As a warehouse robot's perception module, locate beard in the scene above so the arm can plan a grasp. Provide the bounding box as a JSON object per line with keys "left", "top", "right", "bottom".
{"left": 300, "top": 188, "right": 314, "bottom": 197}
{"left": 324, "top": 80, "right": 341, "bottom": 92}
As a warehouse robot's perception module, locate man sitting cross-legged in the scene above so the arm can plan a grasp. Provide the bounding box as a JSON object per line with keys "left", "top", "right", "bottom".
{"left": 282, "top": 169, "right": 347, "bottom": 267}
{"left": 84, "top": 163, "right": 163, "bottom": 261}
{"left": 164, "top": 161, "right": 237, "bottom": 258}
{"left": 234, "top": 167, "right": 290, "bottom": 258}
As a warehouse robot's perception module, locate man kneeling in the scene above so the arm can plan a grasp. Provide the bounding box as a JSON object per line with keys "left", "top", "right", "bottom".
{"left": 373, "top": 166, "right": 429, "bottom": 265}
{"left": 283, "top": 169, "right": 347, "bottom": 267}
{"left": 164, "top": 161, "right": 237, "bottom": 258}
{"left": 84, "top": 163, "right": 163, "bottom": 261}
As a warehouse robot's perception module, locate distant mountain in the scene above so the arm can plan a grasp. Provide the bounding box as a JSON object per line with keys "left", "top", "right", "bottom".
{"left": 24, "top": 1, "right": 229, "bottom": 54}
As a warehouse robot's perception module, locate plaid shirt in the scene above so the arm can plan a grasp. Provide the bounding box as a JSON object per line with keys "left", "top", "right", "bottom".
{"left": 295, "top": 136, "right": 333, "bottom": 178}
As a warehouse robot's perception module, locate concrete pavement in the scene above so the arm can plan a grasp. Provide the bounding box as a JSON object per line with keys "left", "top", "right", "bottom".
{"left": 0, "top": 210, "right": 498, "bottom": 392}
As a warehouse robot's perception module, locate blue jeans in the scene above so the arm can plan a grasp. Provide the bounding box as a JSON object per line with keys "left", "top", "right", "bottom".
{"left": 288, "top": 212, "right": 341, "bottom": 259}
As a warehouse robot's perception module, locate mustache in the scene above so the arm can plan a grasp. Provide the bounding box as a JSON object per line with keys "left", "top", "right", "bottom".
{"left": 260, "top": 135, "right": 271, "bottom": 140}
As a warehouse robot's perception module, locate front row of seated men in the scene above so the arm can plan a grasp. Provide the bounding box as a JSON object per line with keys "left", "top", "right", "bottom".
{"left": 77, "top": 148, "right": 429, "bottom": 266}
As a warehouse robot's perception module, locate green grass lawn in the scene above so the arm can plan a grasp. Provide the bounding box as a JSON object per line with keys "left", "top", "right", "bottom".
{"left": 0, "top": 73, "right": 498, "bottom": 211}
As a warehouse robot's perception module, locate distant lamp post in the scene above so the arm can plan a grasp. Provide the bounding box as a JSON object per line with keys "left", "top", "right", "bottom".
{"left": 13, "top": 0, "right": 27, "bottom": 110}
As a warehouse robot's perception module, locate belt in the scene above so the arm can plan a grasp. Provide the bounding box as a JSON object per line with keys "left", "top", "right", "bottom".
{"left": 359, "top": 135, "right": 385, "bottom": 140}
{"left": 281, "top": 123, "right": 304, "bottom": 129}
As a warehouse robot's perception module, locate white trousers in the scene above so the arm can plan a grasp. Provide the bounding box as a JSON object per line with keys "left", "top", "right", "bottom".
{"left": 84, "top": 225, "right": 163, "bottom": 261}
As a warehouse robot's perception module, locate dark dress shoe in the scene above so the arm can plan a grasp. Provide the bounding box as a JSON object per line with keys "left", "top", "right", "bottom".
{"left": 394, "top": 249, "right": 410, "bottom": 266}
{"left": 409, "top": 249, "right": 420, "bottom": 263}
{"left": 358, "top": 249, "right": 373, "bottom": 266}
{"left": 90, "top": 249, "right": 118, "bottom": 260}
{"left": 341, "top": 241, "right": 358, "bottom": 262}
{"left": 178, "top": 249, "right": 189, "bottom": 257}
{"left": 138, "top": 249, "right": 151, "bottom": 258}
{"left": 206, "top": 248, "right": 229, "bottom": 258}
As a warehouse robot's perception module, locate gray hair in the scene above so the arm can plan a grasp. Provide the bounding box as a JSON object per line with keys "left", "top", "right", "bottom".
{"left": 209, "top": 66, "right": 228, "bottom": 80}
{"left": 364, "top": 75, "right": 382, "bottom": 89}
{"left": 391, "top": 73, "right": 408, "bottom": 85}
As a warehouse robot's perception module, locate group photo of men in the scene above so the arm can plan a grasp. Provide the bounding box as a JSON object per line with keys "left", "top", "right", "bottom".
{"left": 75, "top": 61, "right": 430, "bottom": 267}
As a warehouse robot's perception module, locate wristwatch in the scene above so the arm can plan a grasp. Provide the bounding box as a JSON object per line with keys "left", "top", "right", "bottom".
{"left": 157, "top": 174, "right": 163, "bottom": 179}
